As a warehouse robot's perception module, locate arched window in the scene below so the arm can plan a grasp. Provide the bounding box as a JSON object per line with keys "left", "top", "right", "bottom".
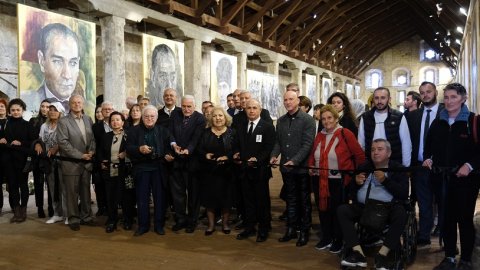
{"left": 392, "top": 67, "right": 411, "bottom": 87}
{"left": 365, "top": 69, "right": 383, "bottom": 90}
{"left": 419, "top": 66, "right": 439, "bottom": 84}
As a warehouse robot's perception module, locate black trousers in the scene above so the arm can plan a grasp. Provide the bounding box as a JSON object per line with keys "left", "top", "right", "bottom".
{"left": 105, "top": 176, "right": 134, "bottom": 225}
{"left": 8, "top": 167, "right": 29, "bottom": 207}
{"left": 442, "top": 177, "right": 479, "bottom": 261}
{"left": 281, "top": 172, "right": 312, "bottom": 231}
{"left": 337, "top": 203, "right": 407, "bottom": 250}
{"left": 33, "top": 168, "right": 52, "bottom": 209}
{"left": 171, "top": 165, "right": 200, "bottom": 226}
{"left": 241, "top": 167, "right": 271, "bottom": 232}
{"left": 317, "top": 178, "right": 346, "bottom": 243}
{"left": 92, "top": 170, "right": 107, "bottom": 210}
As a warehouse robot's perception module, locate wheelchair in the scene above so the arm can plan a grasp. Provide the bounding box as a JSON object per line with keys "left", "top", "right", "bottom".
{"left": 340, "top": 201, "right": 417, "bottom": 269}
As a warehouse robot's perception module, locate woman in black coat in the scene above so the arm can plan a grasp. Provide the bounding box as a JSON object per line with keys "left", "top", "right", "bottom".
{"left": 98, "top": 111, "right": 134, "bottom": 233}
{"left": 327, "top": 92, "right": 358, "bottom": 136}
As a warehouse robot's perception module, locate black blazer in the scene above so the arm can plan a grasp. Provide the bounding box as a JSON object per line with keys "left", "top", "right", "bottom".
{"left": 231, "top": 109, "right": 273, "bottom": 131}
{"left": 234, "top": 118, "right": 275, "bottom": 179}
{"left": 98, "top": 131, "right": 127, "bottom": 177}
{"left": 407, "top": 103, "right": 444, "bottom": 164}
{"left": 168, "top": 110, "right": 205, "bottom": 154}
{"left": 156, "top": 106, "right": 181, "bottom": 128}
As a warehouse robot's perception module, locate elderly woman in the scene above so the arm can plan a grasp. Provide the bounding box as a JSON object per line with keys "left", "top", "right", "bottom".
{"left": 126, "top": 105, "right": 174, "bottom": 236}
{"left": 327, "top": 92, "right": 358, "bottom": 136}
{"left": 1, "top": 98, "right": 35, "bottom": 223}
{"left": 34, "top": 104, "right": 65, "bottom": 224}
{"left": 99, "top": 111, "right": 134, "bottom": 233}
{"left": 423, "top": 83, "right": 480, "bottom": 270}
{"left": 198, "top": 106, "right": 235, "bottom": 236}
{"left": 308, "top": 104, "right": 365, "bottom": 253}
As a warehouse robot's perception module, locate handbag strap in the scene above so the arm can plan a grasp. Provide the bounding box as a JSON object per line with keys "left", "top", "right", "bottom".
{"left": 364, "top": 175, "right": 373, "bottom": 202}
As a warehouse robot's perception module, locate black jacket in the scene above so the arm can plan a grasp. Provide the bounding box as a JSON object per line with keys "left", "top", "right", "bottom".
{"left": 98, "top": 131, "right": 128, "bottom": 178}
{"left": 156, "top": 106, "right": 181, "bottom": 128}
{"left": 4, "top": 117, "right": 36, "bottom": 168}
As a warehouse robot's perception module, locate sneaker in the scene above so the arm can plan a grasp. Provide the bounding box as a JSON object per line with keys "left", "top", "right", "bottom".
{"left": 341, "top": 250, "right": 367, "bottom": 268}
{"left": 457, "top": 260, "right": 472, "bottom": 270}
{"left": 374, "top": 253, "right": 392, "bottom": 270}
{"left": 433, "top": 257, "right": 456, "bottom": 270}
{"left": 46, "top": 216, "right": 64, "bottom": 224}
{"left": 64, "top": 218, "right": 69, "bottom": 225}
{"left": 314, "top": 239, "right": 332, "bottom": 251}
{"left": 329, "top": 241, "right": 343, "bottom": 254}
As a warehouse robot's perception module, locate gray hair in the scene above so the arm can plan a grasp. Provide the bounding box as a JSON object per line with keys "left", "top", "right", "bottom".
{"left": 372, "top": 138, "right": 391, "bottom": 153}
{"left": 69, "top": 94, "right": 84, "bottom": 103}
{"left": 101, "top": 101, "right": 114, "bottom": 109}
{"left": 246, "top": 98, "right": 262, "bottom": 109}
{"left": 181, "top": 95, "right": 195, "bottom": 103}
{"left": 142, "top": 105, "right": 158, "bottom": 117}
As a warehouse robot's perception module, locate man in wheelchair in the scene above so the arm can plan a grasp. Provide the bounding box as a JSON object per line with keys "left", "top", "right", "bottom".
{"left": 338, "top": 139, "right": 409, "bottom": 269}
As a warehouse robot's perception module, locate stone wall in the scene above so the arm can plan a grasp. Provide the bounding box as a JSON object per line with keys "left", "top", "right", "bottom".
{"left": 0, "top": 4, "right": 18, "bottom": 100}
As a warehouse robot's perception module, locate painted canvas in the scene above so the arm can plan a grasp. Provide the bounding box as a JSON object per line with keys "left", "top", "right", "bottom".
{"left": 322, "top": 77, "right": 332, "bottom": 104}
{"left": 18, "top": 4, "right": 96, "bottom": 118}
{"left": 305, "top": 74, "right": 317, "bottom": 105}
{"left": 246, "top": 70, "right": 282, "bottom": 119}
{"left": 143, "top": 34, "right": 184, "bottom": 108}
{"left": 210, "top": 51, "right": 237, "bottom": 109}
{"left": 346, "top": 83, "right": 353, "bottom": 99}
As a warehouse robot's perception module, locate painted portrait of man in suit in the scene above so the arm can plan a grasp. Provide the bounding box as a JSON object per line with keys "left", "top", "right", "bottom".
{"left": 211, "top": 51, "right": 237, "bottom": 110}
{"left": 18, "top": 4, "right": 96, "bottom": 118}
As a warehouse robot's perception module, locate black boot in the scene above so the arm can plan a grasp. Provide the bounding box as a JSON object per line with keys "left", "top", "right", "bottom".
{"left": 296, "top": 230, "right": 309, "bottom": 247}
{"left": 10, "top": 206, "right": 20, "bottom": 223}
{"left": 38, "top": 207, "right": 46, "bottom": 218}
{"left": 17, "top": 207, "right": 27, "bottom": 223}
{"left": 278, "top": 227, "right": 298, "bottom": 242}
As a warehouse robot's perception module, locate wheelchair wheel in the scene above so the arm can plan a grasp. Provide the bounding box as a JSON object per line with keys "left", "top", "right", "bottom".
{"left": 401, "top": 212, "right": 417, "bottom": 265}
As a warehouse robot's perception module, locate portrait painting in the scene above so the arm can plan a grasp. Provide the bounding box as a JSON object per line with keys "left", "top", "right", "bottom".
{"left": 305, "top": 74, "right": 317, "bottom": 105}
{"left": 354, "top": 84, "right": 361, "bottom": 99}
{"left": 18, "top": 4, "right": 96, "bottom": 118}
{"left": 346, "top": 83, "right": 353, "bottom": 99}
{"left": 246, "top": 69, "right": 282, "bottom": 119}
{"left": 322, "top": 77, "right": 332, "bottom": 103}
{"left": 210, "top": 51, "right": 237, "bottom": 109}
{"left": 142, "top": 34, "right": 184, "bottom": 108}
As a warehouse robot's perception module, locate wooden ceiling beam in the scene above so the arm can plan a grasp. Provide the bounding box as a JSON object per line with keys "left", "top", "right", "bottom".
{"left": 194, "top": 0, "right": 213, "bottom": 16}
{"left": 242, "top": 0, "right": 277, "bottom": 34}
{"left": 262, "top": 0, "right": 302, "bottom": 41}
{"left": 275, "top": 2, "right": 324, "bottom": 45}
{"left": 220, "top": 0, "right": 249, "bottom": 26}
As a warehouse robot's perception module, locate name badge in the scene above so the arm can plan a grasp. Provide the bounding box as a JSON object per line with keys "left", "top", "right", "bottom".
{"left": 256, "top": 135, "right": 262, "bottom": 142}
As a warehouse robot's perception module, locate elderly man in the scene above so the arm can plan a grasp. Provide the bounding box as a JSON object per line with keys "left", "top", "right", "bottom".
{"left": 156, "top": 88, "right": 181, "bottom": 128}
{"left": 234, "top": 99, "right": 275, "bottom": 242}
{"left": 339, "top": 139, "right": 409, "bottom": 269}
{"left": 169, "top": 95, "right": 206, "bottom": 233}
{"left": 231, "top": 89, "right": 243, "bottom": 115}
{"left": 126, "top": 105, "right": 174, "bottom": 236}
{"left": 56, "top": 95, "right": 96, "bottom": 231}
{"left": 270, "top": 90, "right": 315, "bottom": 247}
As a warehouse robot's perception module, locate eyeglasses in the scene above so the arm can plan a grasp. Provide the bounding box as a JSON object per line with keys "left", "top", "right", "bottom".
{"left": 143, "top": 115, "right": 156, "bottom": 119}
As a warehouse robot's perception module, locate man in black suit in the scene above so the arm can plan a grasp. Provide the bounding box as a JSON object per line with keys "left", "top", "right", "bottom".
{"left": 226, "top": 93, "right": 235, "bottom": 117}
{"left": 234, "top": 99, "right": 275, "bottom": 242}
{"left": 92, "top": 101, "right": 114, "bottom": 216}
{"left": 407, "top": 81, "right": 444, "bottom": 247}
{"left": 169, "top": 95, "right": 206, "bottom": 233}
{"left": 156, "top": 88, "right": 181, "bottom": 128}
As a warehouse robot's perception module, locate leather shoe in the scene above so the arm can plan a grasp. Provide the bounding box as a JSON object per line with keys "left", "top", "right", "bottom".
{"left": 205, "top": 229, "right": 215, "bottom": 236}
{"left": 105, "top": 224, "right": 116, "bottom": 233}
{"left": 222, "top": 227, "right": 231, "bottom": 234}
{"left": 256, "top": 231, "right": 268, "bottom": 242}
{"left": 185, "top": 225, "right": 196, "bottom": 233}
{"left": 296, "top": 231, "right": 309, "bottom": 247}
{"left": 69, "top": 223, "right": 80, "bottom": 231}
{"left": 155, "top": 227, "right": 165, "bottom": 235}
{"left": 80, "top": 219, "right": 96, "bottom": 226}
{"left": 172, "top": 223, "right": 187, "bottom": 232}
{"left": 278, "top": 228, "right": 297, "bottom": 242}
{"left": 236, "top": 229, "right": 256, "bottom": 240}
{"left": 235, "top": 222, "right": 246, "bottom": 230}
{"left": 123, "top": 223, "right": 132, "bottom": 231}
{"left": 134, "top": 230, "right": 148, "bottom": 237}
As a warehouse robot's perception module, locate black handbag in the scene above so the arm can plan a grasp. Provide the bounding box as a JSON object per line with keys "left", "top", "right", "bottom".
{"left": 359, "top": 179, "right": 391, "bottom": 233}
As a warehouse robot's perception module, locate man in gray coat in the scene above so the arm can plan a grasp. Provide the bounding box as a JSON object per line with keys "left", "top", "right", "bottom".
{"left": 56, "top": 95, "right": 96, "bottom": 231}
{"left": 270, "top": 90, "right": 315, "bottom": 247}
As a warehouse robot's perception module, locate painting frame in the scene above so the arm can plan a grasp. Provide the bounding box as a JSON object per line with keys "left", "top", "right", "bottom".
{"left": 210, "top": 51, "right": 237, "bottom": 109}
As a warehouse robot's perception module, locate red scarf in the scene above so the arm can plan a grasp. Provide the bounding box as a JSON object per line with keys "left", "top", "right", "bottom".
{"left": 318, "top": 129, "right": 340, "bottom": 211}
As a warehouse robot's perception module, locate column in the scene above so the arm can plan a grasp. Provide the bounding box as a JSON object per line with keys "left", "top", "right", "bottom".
{"left": 291, "top": 68, "right": 303, "bottom": 95}
{"left": 100, "top": 16, "right": 126, "bottom": 110}
{"left": 236, "top": 52, "right": 247, "bottom": 90}
{"left": 184, "top": 39, "right": 203, "bottom": 110}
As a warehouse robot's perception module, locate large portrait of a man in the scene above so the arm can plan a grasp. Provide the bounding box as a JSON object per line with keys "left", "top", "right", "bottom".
{"left": 18, "top": 4, "right": 96, "bottom": 118}
{"left": 322, "top": 77, "right": 332, "bottom": 104}
{"left": 210, "top": 51, "right": 237, "bottom": 109}
{"left": 143, "top": 34, "right": 184, "bottom": 108}
{"left": 246, "top": 69, "right": 282, "bottom": 119}
{"left": 305, "top": 74, "right": 317, "bottom": 105}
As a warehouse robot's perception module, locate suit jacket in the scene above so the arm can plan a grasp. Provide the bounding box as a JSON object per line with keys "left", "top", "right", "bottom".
{"left": 231, "top": 109, "right": 273, "bottom": 131}
{"left": 234, "top": 118, "right": 275, "bottom": 179}
{"left": 56, "top": 113, "right": 96, "bottom": 175}
{"left": 271, "top": 109, "right": 315, "bottom": 173}
{"left": 227, "top": 107, "right": 235, "bottom": 117}
{"left": 157, "top": 106, "right": 181, "bottom": 128}
{"left": 169, "top": 110, "right": 205, "bottom": 154}
{"left": 407, "top": 103, "right": 444, "bottom": 164}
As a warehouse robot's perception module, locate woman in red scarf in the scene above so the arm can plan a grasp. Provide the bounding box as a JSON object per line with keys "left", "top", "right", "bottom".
{"left": 308, "top": 105, "right": 365, "bottom": 253}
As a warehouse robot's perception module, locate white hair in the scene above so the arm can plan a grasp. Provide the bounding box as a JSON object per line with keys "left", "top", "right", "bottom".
{"left": 142, "top": 105, "right": 158, "bottom": 117}
{"left": 181, "top": 95, "right": 195, "bottom": 103}
{"left": 101, "top": 101, "right": 114, "bottom": 108}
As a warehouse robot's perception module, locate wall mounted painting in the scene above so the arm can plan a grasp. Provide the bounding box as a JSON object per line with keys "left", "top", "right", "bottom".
{"left": 142, "top": 34, "right": 184, "bottom": 108}
{"left": 354, "top": 84, "right": 361, "bottom": 99}
{"left": 246, "top": 69, "right": 282, "bottom": 119}
{"left": 18, "top": 4, "right": 96, "bottom": 118}
{"left": 322, "top": 77, "right": 332, "bottom": 104}
{"left": 346, "top": 83, "right": 353, "bottom": 99}
{"left": 210, "top": 51, "right": 237, "bottom": 109}
{"left": 305, "top": 74, "right": 317, "bottom": 105}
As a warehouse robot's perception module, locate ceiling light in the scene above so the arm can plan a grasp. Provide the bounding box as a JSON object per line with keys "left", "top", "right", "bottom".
{"left": 455, "top": 39, "right": 461, "bottom": 45}
{"left": 434, "top": 38, "right": 438, "bottom": 41}
{"left": 312, "top": 43, "right": 316, "bottom": 50}
{"left": 456, "top": 26, "right": 463, "bottom": 34}
{"left": 429, "top": 15, "right": 434, "bottom": 18}
{"left": 317, "top": 39, "right": 322, "bottom": 44}
{"left": 435, "top": 31, "right": 440, "bottom": 35}
{"left": 257, "top": 21, "right": 262, "bottom": 30}
{"left": 360, "top": 60, "right": 363, "bottom": 63}
{"left": 339, "top": 45, "right": 343, "bottom": 49}
{"left": 313, "top": 14, "right": 317, "bottom": 19}
{"left": 460, "top": 7, "right": 468, "bottom": 16}
{"left": 216, "top": 0, "right": 220, "bottom": 5}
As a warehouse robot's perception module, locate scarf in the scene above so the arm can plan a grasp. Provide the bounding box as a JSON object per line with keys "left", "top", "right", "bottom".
{"left": 318, "top": 129, "right": 340, "bottom": 211}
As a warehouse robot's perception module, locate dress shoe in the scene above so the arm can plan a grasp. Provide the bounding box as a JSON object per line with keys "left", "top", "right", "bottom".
{"left": 37, "top": 207, "right": 46, "bottom": 218}
{"left": 296, "top": 231, "right": 309, "bottom": 247}
{"left": 222, "top": 227, "right": 231, "bottom": 234}
{"left": 205, "top": 229, "right": 215, "bottom": 236}
{"left": 105, "top": 224, "right": 116, "bottom": 233}
{"left": 80, "top": 219, "right": 96, "bottom": 226}
{"left": 123, "top": 223, "right": 132, "bottom": 231}
{"left": 236, "top": 229, "right": 256, "bottom": 240}
{"left": 134, "top": 230, "right": 148, "bottom": 237}
{"left": 172, "top": 223, "right": 187, "bottom": 232}
{"left": 69, "top": 223, "right": 80, "bottom": 231}
{"left": 155, "top": 227, "right": 165, "bottom": 235}
{"left": 235, "top": 222, "right": 246, "bottom": 230}
{"left": 185, "top": 225, "right": 196, "bottom": 233}
{"left": 278, "top": 210, "right": 287, "bottom": 221}
{"left": 256, "top": 231, "right": 268, "bottom": 242}
{"left": 278, "top": 228, "right": 298, "bottom": 242}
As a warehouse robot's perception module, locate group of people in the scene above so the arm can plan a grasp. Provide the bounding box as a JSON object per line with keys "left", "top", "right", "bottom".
{"left": 0, "top": 80, "right": 479, "bottom": 270}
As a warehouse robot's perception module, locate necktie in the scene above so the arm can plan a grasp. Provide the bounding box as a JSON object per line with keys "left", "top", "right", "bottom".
{"left": 423, "top": 109, "right": 432, "bottom": 145}
{"left": 247, "top": 122, "right": 254, "bottom": 138}
{"left": 183, "top": 116, "right": 190, "bottom": 126}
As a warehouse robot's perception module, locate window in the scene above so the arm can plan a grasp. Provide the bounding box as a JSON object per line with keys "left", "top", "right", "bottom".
{"left": 392, "top": 68, "right": 410, "bottom": 87}
{"left": 425, "top": 49, "right": 436, "bottom": 60}
{"left": 397, "top": 90, "right": 406, "bottom": 112}
{"left": 425, "top": 70, "right": 435, "bottom": 82}
{"left": 420, "top": 40, "right": 440, "bottom": 61}
{"left": 365, "top": 69, "right": 383, "bottom": 90}
{"left": 371, "top": 72, "right": 380, "bottom": 88}
{"left": 419, "top": 66, "right": 439, "bottom": 84}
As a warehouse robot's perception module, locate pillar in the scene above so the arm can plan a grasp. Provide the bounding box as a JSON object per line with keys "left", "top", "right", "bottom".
{"left": 291, "top": 68, "right": 303, "bottom": 95}
{"left": 100, "top": 16, "right": 126, "bottom": 110}
{"left": 236, "top": 52, "right": 247, "bottom": 90}
{"left": 184, "top": 39, "right": 203, "bottom": 110}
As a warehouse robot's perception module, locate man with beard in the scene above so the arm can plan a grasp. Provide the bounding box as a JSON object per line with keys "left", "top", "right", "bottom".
{"left": 358, "top": 87, "right": 411, "bottom": 167}
{"left": 407, "top": 81, "right": 444, "bottom": 248}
